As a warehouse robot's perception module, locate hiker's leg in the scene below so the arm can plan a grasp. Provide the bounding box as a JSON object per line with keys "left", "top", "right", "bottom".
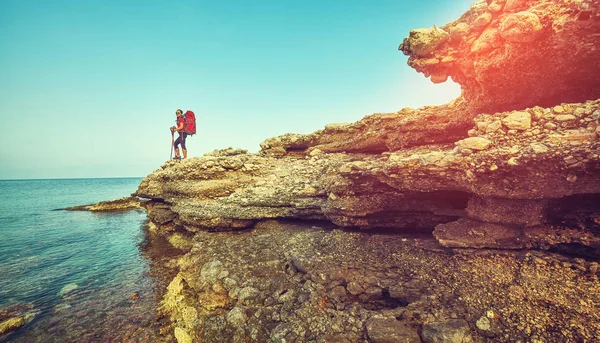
{"left": 173, "top": 135, "right": 181, "bottom": 158}
{"left": 181, "top": 133, "right": 187, "bottom": 159}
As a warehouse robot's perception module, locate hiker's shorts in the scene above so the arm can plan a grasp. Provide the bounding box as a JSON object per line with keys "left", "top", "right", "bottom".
{"left": 174, "top": 132, "right": 187, "bottom": 149}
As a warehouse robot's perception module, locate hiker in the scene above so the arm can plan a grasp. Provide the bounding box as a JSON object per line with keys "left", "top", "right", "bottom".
{"left": 170, "top": 109, "right": 187, "bottom": 160}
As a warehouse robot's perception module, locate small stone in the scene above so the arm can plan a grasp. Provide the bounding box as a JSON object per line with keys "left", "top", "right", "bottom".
{"left": 530, "top": 143, "right": 548, "bottom": 153}
{"left": 421, "top": 319, "right": 473, "bottom": 343}
{"left": 476, "top": 122, "right": 489, "bottom": 131}
{"left": 226, "top": 307, "right": 247, "bottom": 326}
{"left": 468, "top": 129, "right": 478, "bottom": 137}
{"left": 555, "top": 114, "right": 576, "bottom": 122}
{"left": 508, "top": 157, "right": 519, "bottom": 166}
{"left": 544, "top": 122, "right": 557, "bottom": 130}
{"left": 346, "top": 282, "right": 364, "bottom": 295}
{"left": 238, "top": 287, "right": 260, "bottom": 304}
{"left": 309, "top": 148, "right": 324, "bottom": 157}
{"left": 174, "top": 328, "right": 193, "bottom": 343}
{"left": 503, "top": 111, "right": 531, "bottom": 130}
{"left": 566, "top": 175, "right": 577, "bottom": 183}
{"left": 330, "top": 285, "right": 348, "bottom": 299}
{"left": 563, "top": 156, "right": 578, "bottom": 165}
{"left": 59, "top": 283, "right": 78, "bottom": 297}
{"left": 365, "top": 317, "right": 421, "bottom": 343}
{"left": 592, "top": 110, "right": 600, "bottom": 120}
{"left": 476, "top": 316, "right": 491, "bottom": 331}
{"left": 574, "top": 108, "right": 586, "bottom": 117}
{"left": 489, "top": 164, "right": 498, "bottom": 171}
{"left": 200, "top": 260, "right": 226, "bottom": 284}
{"left": 486, "top": 121, "right": 502, "bottom": 133}
{"left": 455, "top": 137, "right": 492, "bottom": 151}
{"left": 553, "top": 105, "right": 566, "bottom": 114}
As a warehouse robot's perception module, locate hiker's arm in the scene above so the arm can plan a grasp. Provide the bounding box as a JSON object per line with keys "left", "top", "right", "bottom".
{"left": 176, "top": 121, "right": 184, "bottom": 131}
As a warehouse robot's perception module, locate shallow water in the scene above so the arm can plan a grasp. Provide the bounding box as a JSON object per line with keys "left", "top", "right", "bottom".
{"left": 0, "top": 178, "right": 168, "bottom": 342}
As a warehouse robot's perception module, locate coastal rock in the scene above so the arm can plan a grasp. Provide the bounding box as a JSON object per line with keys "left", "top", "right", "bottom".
{"left": 146, "top": 220, "right": 600, "bottom": 343}
{"left": 131, "top": 1, "right": 600, "bottom": 341}
{"left": 136, "top": 98, "right": 600, "bottom": 254}
{"left": 421, "top": 319, "right": 473, "bottom": 343}
{"left": 399, "top": 0, "right": 600, "bottom": 114}
{"left": 365, "top": 317, "right": 421, "bottom": 343}
{"left": 455, "top": 137, "right": 491, "bottom": 150}
{"left": 60, "top": 196, "right": 146, "bottom": 212}
{"left": 502, "top": 111, "right": 531, "bottom": 130}
{"left": 0, "top": 308, "right": 39, "bottom": 336}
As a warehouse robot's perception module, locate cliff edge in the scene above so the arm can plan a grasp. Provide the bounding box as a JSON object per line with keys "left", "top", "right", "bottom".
{"left": 135, "top": 0, "right": 600, "bottom": 342}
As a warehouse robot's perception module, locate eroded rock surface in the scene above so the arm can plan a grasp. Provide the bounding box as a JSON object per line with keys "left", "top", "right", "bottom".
{"left": 131, "top": 1, "right": 600, "bottom": 342}
{"left": 136, "top": 99, "right": 600, "bottom": 256}
{"left": 149, "top": 220, "right": 600, "bottom": 343}
{"left": 399, "top": 0, "right": 600, "bottom": 114}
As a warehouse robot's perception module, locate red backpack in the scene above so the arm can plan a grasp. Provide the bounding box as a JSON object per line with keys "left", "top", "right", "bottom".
{"left": 183, "top": 110, "right": 196, "bottom": 135}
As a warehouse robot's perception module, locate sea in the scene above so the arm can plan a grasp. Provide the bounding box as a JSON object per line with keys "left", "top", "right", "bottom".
{"left": 0, "top": 178, "right": 168, "bottom": 343}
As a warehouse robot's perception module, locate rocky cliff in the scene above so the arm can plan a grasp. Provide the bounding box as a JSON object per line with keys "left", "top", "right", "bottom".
{"left": 135, "top": 0, "right": 600, "bottom": 342}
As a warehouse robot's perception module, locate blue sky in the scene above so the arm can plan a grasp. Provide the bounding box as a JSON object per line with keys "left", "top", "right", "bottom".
{"left": 0, "top": 0, "right": 473, "bottom": 179}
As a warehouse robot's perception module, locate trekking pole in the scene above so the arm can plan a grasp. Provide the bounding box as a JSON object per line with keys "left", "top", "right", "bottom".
{"left": 170, "top": 131, "right": 174, "bottom": 160}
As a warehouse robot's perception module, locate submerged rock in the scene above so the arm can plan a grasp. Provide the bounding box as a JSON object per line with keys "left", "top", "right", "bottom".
{"left": 59, "top": 283, "right": 79, "bottom": 297}
{"left": 61, "top": 196, "right": 146, "bottom": 212}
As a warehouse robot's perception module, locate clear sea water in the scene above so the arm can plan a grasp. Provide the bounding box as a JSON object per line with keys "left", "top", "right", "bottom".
{"left": 0, "top": 178, "right": 167, "bottom": 342}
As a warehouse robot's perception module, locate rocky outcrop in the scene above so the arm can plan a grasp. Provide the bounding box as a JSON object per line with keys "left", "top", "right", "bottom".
{"left": 399, "top": 0, "right": 600, "bottom": 114}
{"left": 136, "top": 99, "right": 600, "bottom": 256}
{"left": 260, "top": 99, "right": 473, "bottom": 155}
{"left": 131, "top": 0, "right": 600, "bottom": 342}
{"left": 60, "top": 196, "right": 147, "bottom": 212}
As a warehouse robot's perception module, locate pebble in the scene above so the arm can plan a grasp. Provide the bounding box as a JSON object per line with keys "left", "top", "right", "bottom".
{"left": 555, "top": 115, "right": 576, "bottom": 122}
{"left": 456, "top": 137, "right": 492, "bottom": 151}
{"left": 476, "top": 316, "right": 491, "bottom": 331}
{"left": 503, "top": 111, "right": 531, "bottom": 130}
{"left": 487, "top": 121, "right": 502, "bottom": 133}
{"left": 553, "top": 105, "right": 565, "bottom": 114}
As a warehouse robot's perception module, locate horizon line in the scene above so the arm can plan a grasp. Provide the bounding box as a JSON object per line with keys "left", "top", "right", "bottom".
{"left": 0, "top": 176, "right": 144, "bottom": 182}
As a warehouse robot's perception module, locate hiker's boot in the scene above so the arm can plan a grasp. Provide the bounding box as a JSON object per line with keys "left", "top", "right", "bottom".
{"left": 183, "top": 149, "right": 187, "bottom": 159}
{"left": 174, "top": 148, "right": 181, "bottom": 160}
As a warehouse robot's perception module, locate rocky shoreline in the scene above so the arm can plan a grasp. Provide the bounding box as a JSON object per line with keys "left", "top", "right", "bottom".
{"left": 47, "top": 0, "right": 600, "bottom": 341}
{"left": 146, "top": 220, "right": 600, "bottom": 343}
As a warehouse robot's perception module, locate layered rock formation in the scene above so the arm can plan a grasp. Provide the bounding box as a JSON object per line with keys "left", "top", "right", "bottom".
{"left": 133, "top": 0, "right": 600, "bottom": 341}
{"left": 137, "top": 99, "right": 600, "bottom": 256}
{"left": 399, "top": 0, "right": 600, "bottom": 114}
